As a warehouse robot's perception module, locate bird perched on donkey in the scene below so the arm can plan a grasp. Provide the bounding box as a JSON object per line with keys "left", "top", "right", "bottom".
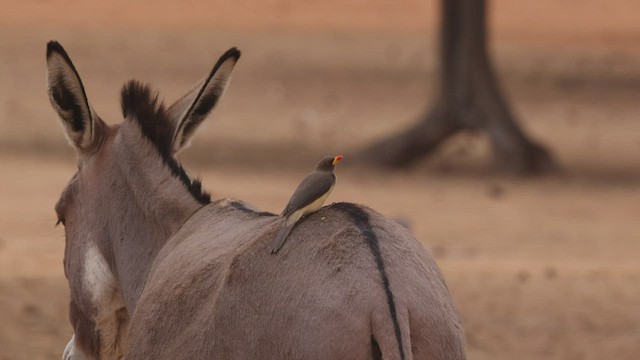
{"left": 271, "top": 155, "right": 343, "bottom": 253}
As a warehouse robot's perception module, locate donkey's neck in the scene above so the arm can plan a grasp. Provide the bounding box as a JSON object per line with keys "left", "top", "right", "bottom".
{"left": 117, "top": 128, "right": 204, "bottom": 233}
{"left": 107, "top": 127, "right": 204, "bottom": 312}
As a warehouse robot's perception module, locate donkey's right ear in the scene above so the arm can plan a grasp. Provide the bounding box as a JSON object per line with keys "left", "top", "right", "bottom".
{"left": 167, "top": 48, "right": 241, "bottom": 153}
{"left": 46, "top": 41, "right": 100, "bottom": 152}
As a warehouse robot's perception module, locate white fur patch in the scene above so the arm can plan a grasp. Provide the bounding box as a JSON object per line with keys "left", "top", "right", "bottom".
{"left": 82, "top": 245, "right": 127, "bottom": 359}
{"left": 61, "top": 335, "right": 86, "bottom": 360}
{"left": 83, "top": 245, "right": 117, "bottom": 301}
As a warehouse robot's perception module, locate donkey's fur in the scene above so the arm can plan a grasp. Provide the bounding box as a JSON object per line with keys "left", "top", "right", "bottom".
{"left": 47, "top": 41, "right": 465, "bottom": 360}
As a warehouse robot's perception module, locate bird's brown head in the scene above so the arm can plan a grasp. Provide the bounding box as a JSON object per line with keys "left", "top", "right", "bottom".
{"left": 315, "top": 155, "right": 343, "bottom": 172}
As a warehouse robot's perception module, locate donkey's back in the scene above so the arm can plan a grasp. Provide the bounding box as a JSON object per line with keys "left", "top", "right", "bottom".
{"left": 127, "top": 201, "right": 465, "bottom": 360}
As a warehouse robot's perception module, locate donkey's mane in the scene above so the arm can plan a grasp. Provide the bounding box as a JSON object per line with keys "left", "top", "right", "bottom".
{"left": 121, "top": 80, "right": 211, "bottom": 205}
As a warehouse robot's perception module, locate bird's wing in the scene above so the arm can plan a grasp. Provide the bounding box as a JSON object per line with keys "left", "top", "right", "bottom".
{"left": 282, "top": 172, "right": 335, "bottom": 216}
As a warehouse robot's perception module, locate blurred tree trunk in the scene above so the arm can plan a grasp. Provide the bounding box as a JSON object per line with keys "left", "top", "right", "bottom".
{"left": 358, "top": 0, "right": 554, "bottom": 174}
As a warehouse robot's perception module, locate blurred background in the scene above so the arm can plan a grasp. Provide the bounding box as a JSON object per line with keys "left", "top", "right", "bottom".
{"left": 1, "top": 0, "right": 639, "bottom": 359}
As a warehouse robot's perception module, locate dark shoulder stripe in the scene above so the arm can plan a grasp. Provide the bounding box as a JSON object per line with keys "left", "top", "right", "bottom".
{"left": 120, "top": 81, "right": 211, "bottom": 205}
{"left": 332, "top": 202, "right": 405, "bottom": 360}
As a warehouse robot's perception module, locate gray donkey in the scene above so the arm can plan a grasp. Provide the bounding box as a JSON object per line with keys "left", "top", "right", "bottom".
{"left": 47, "top": 41, "right": 465, "bottom": 360}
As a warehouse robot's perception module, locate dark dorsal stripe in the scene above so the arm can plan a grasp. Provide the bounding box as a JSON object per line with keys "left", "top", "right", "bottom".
{"left": 332, "top": 202, "right": 405, "bottom": 360}
{"left": 228, "top": 201, "right": 276, "bottom": 217}
{"left": 120, "top": 81, "right": 211, "bottom": 205}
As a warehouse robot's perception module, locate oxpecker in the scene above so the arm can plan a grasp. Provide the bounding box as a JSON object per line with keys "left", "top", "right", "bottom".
{"left": 271, "top": 155, "right": 343, "bottom": 253}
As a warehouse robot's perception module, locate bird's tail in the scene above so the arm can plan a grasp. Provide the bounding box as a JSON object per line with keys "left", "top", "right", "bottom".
{"left": 271, "top": 222, "right": 295, "bottom": 253}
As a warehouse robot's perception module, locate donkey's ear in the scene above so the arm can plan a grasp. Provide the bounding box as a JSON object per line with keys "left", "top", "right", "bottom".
{"left": 46, "top": 41, "right": 100, "bottom": 152}
{"left": 167, "top": 48, "right": 240, "bottom": 153}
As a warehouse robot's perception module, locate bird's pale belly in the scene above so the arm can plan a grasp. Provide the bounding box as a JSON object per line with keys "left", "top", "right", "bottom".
{"left": 285, "top": 184, "right": 334, "bottom": 226}
{"left": 303, "top": 184, "right": 334, "bottom": 215}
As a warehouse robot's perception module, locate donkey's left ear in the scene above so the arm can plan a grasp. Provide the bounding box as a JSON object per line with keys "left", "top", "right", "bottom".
{"left": 168, "top": 48, "right": 241, "bottom": 153}
{"left": 46, "top": 41, "right": 102, "bottom": 153}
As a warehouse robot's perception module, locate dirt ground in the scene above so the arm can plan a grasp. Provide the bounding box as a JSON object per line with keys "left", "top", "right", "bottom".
{"left": 1, "top": 1, "right": 639, "bottom": 359}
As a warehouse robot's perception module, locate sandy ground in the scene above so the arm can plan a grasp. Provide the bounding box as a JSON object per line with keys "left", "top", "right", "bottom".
{"left": 1, "top": 1, "right": 640, "bottom": 359}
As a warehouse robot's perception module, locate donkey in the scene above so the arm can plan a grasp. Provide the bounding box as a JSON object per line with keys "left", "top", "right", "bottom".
{"left": 47, "top": 41, "right": 465, "bottom": 360}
